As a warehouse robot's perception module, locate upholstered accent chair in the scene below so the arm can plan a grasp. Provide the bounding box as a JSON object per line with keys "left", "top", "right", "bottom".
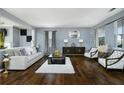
{"left": 98, "top": 50, "right": 124, "bottom": 69}
{"left": 84, "top": 48, "right": 98, "bottom": 58}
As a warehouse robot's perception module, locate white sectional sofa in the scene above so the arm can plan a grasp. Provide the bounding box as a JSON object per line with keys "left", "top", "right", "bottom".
{"left": 1, "top": 47, "right": 44, "bottom": 70}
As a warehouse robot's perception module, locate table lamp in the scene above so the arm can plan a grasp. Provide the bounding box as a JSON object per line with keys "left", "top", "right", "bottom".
{"left": 64, "top": 39, "right": 68, "bottom": 47}
{"left": 79, "top": 39, "right": 83, "bottom": 47}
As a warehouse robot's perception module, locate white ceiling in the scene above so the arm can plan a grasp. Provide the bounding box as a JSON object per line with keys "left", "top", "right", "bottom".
{"left": 4, "top": 8, "right": 124, "bottom": 28}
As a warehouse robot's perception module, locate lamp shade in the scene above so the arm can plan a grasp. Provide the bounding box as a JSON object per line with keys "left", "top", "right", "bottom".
{"left": 79, "top": 39, "right": 83, "bottom": 43}
{"left": 64, "top": 39, "right": 68, "bottom": 43}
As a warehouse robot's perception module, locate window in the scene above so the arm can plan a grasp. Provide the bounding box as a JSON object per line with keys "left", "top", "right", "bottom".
{"left": 97, "top": 28, "right": 106, "bottom": 46}
{"left": 115, "top": 20, "right": 124, "bottom": 48}
{"left": 116, "top": 34, "right": 122, "bottom": 48}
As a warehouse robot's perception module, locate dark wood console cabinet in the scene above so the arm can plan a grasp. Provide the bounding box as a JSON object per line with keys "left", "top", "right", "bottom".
{"left": 63, "top": 47, "right": 85, "bottom": 56}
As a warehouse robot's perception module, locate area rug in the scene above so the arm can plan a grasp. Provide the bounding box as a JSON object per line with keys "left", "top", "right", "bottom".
{"left": 35, "top": 57, "right": 75, "bottom": 74}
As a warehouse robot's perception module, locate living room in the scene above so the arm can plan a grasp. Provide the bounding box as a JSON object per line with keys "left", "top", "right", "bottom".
{"left": 0, "top": 8, "right": 124, "bottom": 86}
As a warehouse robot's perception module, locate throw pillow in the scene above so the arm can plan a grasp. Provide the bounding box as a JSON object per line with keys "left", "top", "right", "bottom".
{"left": 32, "top": 47, "right": 37, "bottom": 54}
{"left": 20, "top": 48, "right": 27, "bottom": 56}
{"left": 25, "top": 47, "right": 32, "bottom": 55}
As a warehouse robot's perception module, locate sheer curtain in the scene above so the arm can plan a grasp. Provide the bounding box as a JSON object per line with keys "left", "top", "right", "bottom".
{"left": 45, "top": 31, "right": 49, "bottom": 55}
{"left": 45, "top": 31, "right": 57, "bottom": 55}
{"left": 52, "top": 31, "right": 56, "bottom": 52}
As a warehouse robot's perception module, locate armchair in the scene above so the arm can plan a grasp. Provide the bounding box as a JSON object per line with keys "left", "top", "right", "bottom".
{"left": 98, "top": 50, "right": 124, "bottom": 69}
{"left": 84, "top": 48, "right": 98, "bottom": 58}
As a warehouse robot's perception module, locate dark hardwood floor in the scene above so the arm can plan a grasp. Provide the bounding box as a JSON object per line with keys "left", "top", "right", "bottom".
{"left": 0, "top": 56, "right": 124, "bottom": 85}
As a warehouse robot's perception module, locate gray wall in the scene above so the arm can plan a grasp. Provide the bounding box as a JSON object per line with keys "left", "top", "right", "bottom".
{"left": 35, "top": 27, "right": 96, "bottom": 52}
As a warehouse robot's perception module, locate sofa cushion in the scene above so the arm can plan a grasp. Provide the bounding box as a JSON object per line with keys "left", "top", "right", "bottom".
{"left": 5, "top": 49, "right": 15, "bottom": 56}
{"left": 24, "top": 47, "right": 32, "bottom": 55}
{"left": 14, "top": 49, "right": 22, "bottom": 56}
{"left": 32, "top": 47, "right": 37, "bottom": 54}
{"left": 27, "top": 53, "right": 38, "bottom": 60}
{"left": 27, "top": 52, "right": 42, "bottom": 61}
{"left": 20, "top": 48, "right": 27, "bottom": 56}
{"left": 24, "top": 47, "right": 37, "bottom": 55}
